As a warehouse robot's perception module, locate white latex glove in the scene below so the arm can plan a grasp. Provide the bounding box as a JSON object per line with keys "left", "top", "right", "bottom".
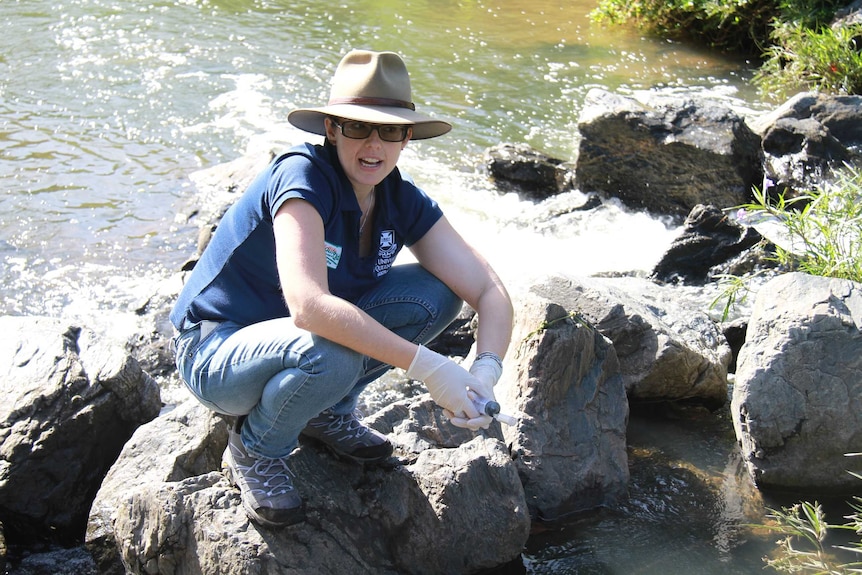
{"left": 467, "top": 355, "right": 502, "bottom": 400}
{"left": 406, "top": 345, "right": 486, "bottom": 430}
{"left": 449, "top": 354, "right": 503, "bottom": 430}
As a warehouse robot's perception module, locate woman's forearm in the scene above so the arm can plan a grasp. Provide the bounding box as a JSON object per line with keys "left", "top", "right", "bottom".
{"left": 290, "top": 291, "right": 418, "bottom": 370}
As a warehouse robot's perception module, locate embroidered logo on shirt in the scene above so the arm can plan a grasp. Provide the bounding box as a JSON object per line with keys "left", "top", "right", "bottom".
{"left": 374, "top": 230, "right": 397, "bottom": 277}
{"left": 325, "top": 241, "right": 342, "bottom": 269}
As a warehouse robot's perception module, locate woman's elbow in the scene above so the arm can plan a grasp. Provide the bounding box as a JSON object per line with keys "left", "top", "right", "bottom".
{"left": 287, "top": 287, "right": 341, "bottom": 333}
{"left": 284, "top": 293, "right": 321, "bottom": 331}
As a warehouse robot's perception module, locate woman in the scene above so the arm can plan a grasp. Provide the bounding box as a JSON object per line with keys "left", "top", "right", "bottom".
{"left": 171, "top": 50, "right": 513, "bottom": 528}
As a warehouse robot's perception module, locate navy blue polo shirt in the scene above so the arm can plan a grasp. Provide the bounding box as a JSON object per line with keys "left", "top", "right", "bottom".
{"left": 170, "top": 142, "right": 443, "bottom": 328}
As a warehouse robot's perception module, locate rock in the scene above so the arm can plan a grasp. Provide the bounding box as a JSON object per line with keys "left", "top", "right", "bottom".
{"left": 86, "top": 400, "right": 228, "bottom": 574}
{"left": 485, "top": 143, "right": 574, "bottom": 200}
{"left": 651, "top": 204, "right": 763, "bottom": 284}
{"left": 498, "top": 287, "right": 630, "bottom": 517}
{"left": 178, "top": 148, "right": 279, "bottom": 270}
{"left": 425, "top": 303, "right": 476, "bottom": 358}
{"left": 732, "top": 272, "right": 862, "bottom": 492}
{"left": 576, "top": 88, "right": 763, "bottom": 219}
{"left": 832, "top": 0, "right": 862, "bottom": 27}
{"left": 747, "top": 92, "right": 862, "bottom": 197}
{"left": 0, "top": 316, "right": 162, "bottom": 544}
{"left": 88, "top": 399, "right": 530, "bottom": 575}
{"left": 528, "top": 275, "right": 731, "bottom": 409}
{"left": 7, "top": 546, "right": 97, "bottom": 575}
{"left": 720, "top": 318, "right": 748, "bottom": 374}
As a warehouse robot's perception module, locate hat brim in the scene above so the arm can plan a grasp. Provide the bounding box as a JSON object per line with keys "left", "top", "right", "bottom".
{"left": 288, "top": 104, "right": 451, "bottom": 140}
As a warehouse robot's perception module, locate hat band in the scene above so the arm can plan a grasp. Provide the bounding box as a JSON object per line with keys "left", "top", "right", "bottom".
{"left": 328, "top": 96, "right": 416, "bottom": 111}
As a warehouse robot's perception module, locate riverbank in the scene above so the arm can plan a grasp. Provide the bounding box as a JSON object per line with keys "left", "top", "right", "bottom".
{"left": 591, "top": 0, "right": 862, "bottom": 98}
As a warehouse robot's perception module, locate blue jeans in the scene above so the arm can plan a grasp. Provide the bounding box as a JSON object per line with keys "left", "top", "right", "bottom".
{"left": 174, "top": 263, "right": 462, "bottom": 459}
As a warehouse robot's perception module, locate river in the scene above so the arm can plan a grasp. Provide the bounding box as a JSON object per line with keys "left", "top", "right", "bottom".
{"left": 1, "top": 0, "right": 822, "bottom": 573}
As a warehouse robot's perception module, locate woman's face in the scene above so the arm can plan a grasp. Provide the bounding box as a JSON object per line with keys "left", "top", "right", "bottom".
{"left": 325, "top": 117, "right": 412, "bottom": 194}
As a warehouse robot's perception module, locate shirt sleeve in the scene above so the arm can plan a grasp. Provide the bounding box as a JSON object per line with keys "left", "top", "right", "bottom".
{"left": 265, "top": 145, "right": 340, "bottom": 225}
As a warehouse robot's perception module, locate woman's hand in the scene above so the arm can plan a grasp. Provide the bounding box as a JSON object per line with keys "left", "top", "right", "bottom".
{"left": 406, "top": 345, "right": 491, "bottom": 429}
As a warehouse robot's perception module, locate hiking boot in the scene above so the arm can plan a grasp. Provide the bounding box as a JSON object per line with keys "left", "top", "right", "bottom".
{"left": 300, "top": 409, "right": 393, "bottom": 463}
{"left": 223, "top": 427, "right": 304, "bottom": 528}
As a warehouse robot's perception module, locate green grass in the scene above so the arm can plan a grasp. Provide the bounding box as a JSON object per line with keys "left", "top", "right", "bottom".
{"left": 756, "top": 21, "right": 862, "bottom": 95}
{"left": 760, "top": 468, "right": 862, "bottom": 573}
{"left": 711, "top": 164, "right": 862, "bottom": 320}
{"left": 747, "top": 165, "right": 862, "bottom": 282}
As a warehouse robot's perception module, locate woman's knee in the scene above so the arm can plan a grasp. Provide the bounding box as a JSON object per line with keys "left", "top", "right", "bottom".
{"left": 301, "top": 337, "right": 365, "bottom": 385}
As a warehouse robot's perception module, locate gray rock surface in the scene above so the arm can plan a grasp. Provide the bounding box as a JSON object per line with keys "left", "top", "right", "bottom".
{"left": 732, "top": 272, "right": 862, "bottom": 492}
{"left": 498, "top": 287, "right": 630, "bottom": 517}
{"left": 87, "top": 399, "right": 530, "bottom": 575}
{"left": 0, "top": 316, "right": 161, "bottom": 543}
{"left": 747, "top": 92, "right": 862, "bottom": 196}
{"left": 528, "top": 274, "right": 731, "bottom": 408}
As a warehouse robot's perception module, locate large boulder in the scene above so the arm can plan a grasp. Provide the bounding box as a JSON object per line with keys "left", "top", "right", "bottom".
{"left": 87, "top": 399, "right": 530, "bottom": 575}
{"left": 498, "top": 286, "right": 630, "bottom": 517}
{"left": 732, "top": 272, "right": 862, "bottom": 492}
{"left": 576, "top": 88, "right": 763, "bottom": 219}
{"left": 528, "top": 275, "right": 731, "bottom": 409}
{"left": 85, "top": 274, "right": 651, "bottom": 572}
{"left": 0, "top": 316, "right": 161, "bottom": 544}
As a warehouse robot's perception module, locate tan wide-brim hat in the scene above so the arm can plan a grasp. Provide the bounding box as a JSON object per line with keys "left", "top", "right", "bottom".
{"left": 288, "top": 50, "right": 452, "bottom": 141}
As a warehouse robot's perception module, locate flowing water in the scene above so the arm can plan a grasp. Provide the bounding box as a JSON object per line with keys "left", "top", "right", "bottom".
{"left": 4, "top": 0, "right": 845, "bottom": 573}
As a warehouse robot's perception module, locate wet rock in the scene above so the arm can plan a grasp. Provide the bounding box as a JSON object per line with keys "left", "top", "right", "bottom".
{"left": 485, "top": 143, "right": 574, "bottom": 201}
{"left": 529, "top": 275, "right": 731, "bottom": 409}
{"left": 7, "top": 546, "right": 97, "bottom": 575}
{"left": 748, "top": 92, "right": 862, "bottom": 197}
{"left": 426, "top": 303, "right": 476, "bottom": 358}
{"left": 0, "top": 316, "right": 162, "bottom": 544}
{"left": 732, "top": 272, "right": 862, "bottom": 493}
{"left": 651, "top": 204, "right": 763, "bottom": 284}
{"left": 575, "top": 88, "right": 763, "bottom": 219}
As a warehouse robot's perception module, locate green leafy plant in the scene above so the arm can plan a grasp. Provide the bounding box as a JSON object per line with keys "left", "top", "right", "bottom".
{"left": 755, "top": 21, "right": 862, "bottom": 96}
{"left": 710, "top": 164, "right": 862, "bottom": 320}
{"left": 590, "top": 0, "right": 775, "bottom": 53}
{"left": 760, "top": 465, "right": 862, "bottom": 574}
{"left": 743, "top": 165, "right": 862, "bottom": 282}
{"left": 710, "top": 271, "right": 765, "bottom": 322}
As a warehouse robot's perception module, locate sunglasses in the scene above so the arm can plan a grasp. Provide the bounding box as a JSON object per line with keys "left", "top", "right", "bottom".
{"left": 330, "top": 119, "right": 410, "bottom": 142}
